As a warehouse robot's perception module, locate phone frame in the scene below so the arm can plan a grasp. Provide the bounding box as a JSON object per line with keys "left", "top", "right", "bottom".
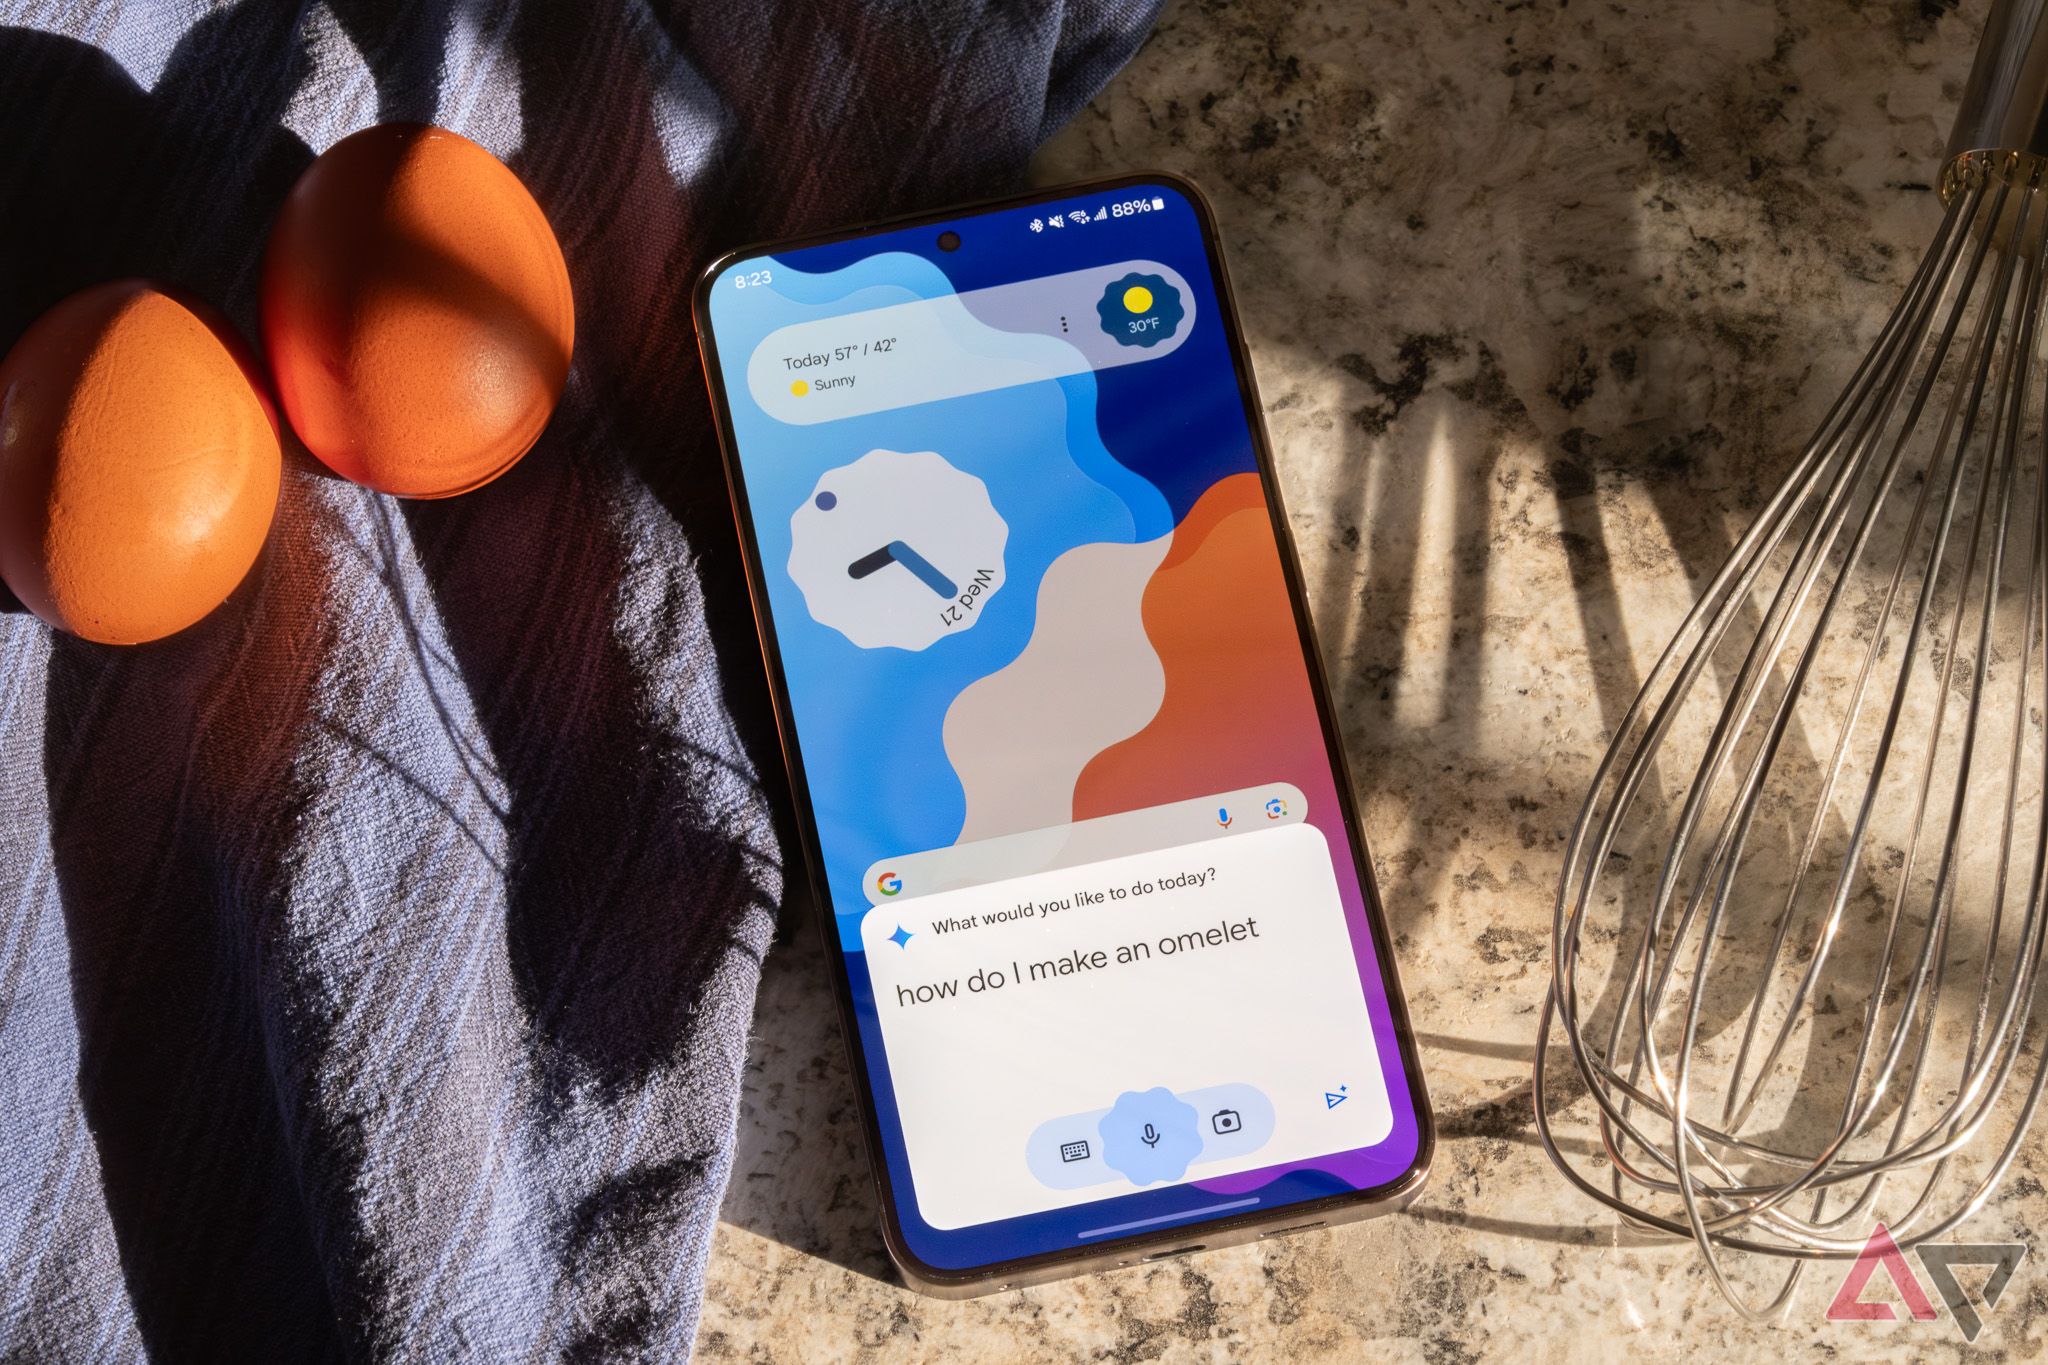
{"left": 693, "top": 171, "right": 1432, "bottom": 1297}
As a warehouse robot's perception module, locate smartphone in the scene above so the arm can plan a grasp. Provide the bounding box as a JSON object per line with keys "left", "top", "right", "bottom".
{"left": 694, "top": 174, "right": 1431, "bottom": 1296}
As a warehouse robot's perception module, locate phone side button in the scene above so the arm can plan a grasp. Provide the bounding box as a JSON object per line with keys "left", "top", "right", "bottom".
{"left": 1141, "top": 1245, "right": 1207, "bottom": 1262}
{"left": 1258, "top": 1222, "right": 1326, "bottom": 1238}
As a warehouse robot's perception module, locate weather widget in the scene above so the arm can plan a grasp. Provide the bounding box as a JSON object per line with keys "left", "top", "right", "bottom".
{"left": 1095, "top": 271, "right": 1184, "bottom": 348}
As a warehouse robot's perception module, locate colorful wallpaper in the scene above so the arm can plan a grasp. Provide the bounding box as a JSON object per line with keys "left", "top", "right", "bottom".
{"left": 706, "top": 183, "right": 1421, "bottom": 1272}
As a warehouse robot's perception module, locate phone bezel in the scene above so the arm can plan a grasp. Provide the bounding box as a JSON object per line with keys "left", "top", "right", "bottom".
{"left": 692, "top": 171, "right": 1433, "bottom": 1296}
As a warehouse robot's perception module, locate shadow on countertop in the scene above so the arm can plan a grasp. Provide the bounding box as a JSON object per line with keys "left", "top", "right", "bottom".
{"left": 717, "top": 889, "right": 898, "bottom": 1284}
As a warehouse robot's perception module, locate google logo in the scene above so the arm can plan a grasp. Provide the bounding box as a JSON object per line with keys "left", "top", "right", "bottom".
{"left": 876, "top": 871, "right": 903, "bottom": 897}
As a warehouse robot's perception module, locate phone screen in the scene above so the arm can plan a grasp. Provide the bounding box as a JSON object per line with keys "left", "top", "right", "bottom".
{"left": 699, "top": 179, "right": 1426, "bottom": 1276}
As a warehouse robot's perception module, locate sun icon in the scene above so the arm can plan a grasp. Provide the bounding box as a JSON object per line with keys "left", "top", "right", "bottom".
{"left": 1122, "top": 284, "right": 1153, "bottom": 313}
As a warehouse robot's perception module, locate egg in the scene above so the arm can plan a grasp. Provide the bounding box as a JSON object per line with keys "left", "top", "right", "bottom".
{"left": 261, "top": 123, "right": 574, "bottom": 498}
{"left": 0, "top": 281, "right": 282, "bottom": 645}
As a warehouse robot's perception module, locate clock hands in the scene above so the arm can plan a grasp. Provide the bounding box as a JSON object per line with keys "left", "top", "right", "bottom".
{"left": 847, "top": 539, "right": 957, "bottom": 600}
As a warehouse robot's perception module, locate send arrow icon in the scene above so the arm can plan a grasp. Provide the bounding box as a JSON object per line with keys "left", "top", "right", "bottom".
{"left": 1324, "top": 1086, "right": 1349, "bottom": 1110}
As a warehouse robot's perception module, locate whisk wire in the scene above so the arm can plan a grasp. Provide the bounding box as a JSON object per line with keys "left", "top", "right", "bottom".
{"left": 1537, "top": 150, "right": 2048, "bottom": 1320}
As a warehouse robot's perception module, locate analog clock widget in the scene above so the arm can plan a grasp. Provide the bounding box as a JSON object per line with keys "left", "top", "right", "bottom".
{"left": 788, "top": 449, "right": 1009, "bottom": 652}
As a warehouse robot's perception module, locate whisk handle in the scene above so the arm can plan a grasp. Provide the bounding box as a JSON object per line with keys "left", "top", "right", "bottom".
{"left": 1947, "top": 0, "right": 2048, "bottom": 167}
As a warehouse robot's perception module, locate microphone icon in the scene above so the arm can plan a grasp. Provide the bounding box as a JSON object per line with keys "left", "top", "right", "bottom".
{"left": 1141, "top": 1123, "right": 1161, "bottom": 1148}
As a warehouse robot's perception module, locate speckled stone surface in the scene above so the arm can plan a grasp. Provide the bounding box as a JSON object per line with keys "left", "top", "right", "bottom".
{"left": 697, "top": 1, "right": 2048, "bottom": 1358}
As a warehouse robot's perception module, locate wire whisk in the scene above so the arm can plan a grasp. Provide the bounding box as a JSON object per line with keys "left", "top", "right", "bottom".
{"left": 1537, "top": 0, "right": 2048, "bottom": 1321}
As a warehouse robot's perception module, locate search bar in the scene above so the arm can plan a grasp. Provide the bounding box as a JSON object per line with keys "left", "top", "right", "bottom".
{"left": 746, "top": 259, "right": 1197, "bottom": 425}
{"left": 863, "top": 783, "right": 1306, "bottom": 906}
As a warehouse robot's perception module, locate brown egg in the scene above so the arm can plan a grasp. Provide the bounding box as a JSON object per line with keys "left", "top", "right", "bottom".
{"left": 0, "top": 281, "right": 282, "bottom": 645}
{"left": 262, "top": 123, "right": 574, "bottom": 498}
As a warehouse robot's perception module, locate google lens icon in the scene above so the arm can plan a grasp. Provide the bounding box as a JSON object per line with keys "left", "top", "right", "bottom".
{"left": 876, "top": 871, "right": 903, "bottom": 897}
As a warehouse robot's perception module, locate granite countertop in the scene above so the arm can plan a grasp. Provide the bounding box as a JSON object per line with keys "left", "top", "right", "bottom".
{"left": 698, "top": 1, "right": 2048, "bottom": 1358}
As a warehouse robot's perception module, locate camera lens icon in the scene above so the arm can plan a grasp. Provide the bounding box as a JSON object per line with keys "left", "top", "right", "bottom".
{"left": 1210, "top": 1108, "right": 1242, "bottom": 1135}
{"left": 1096, "top": 272, "right": 1184, "bottom": 349}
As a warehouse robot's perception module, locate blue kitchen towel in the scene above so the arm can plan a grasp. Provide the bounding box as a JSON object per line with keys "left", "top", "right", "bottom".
{"left": 0, "top": 2, "right": 1159, "bottom": 1359}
